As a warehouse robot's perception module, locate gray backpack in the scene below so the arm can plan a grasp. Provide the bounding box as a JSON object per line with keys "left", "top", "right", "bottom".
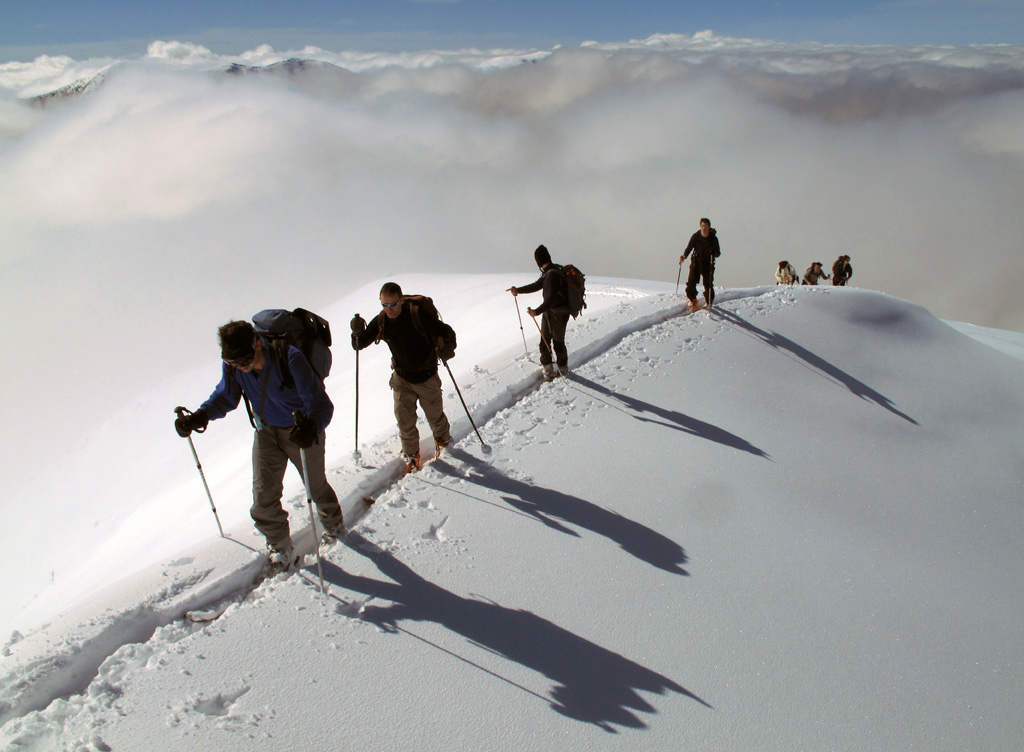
{"left": 252, "top": 308, "right": 333, "bottom": 388}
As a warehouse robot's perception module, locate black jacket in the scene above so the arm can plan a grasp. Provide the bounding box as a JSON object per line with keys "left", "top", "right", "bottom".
{"left": 353, "top": 303, "right": 442, "bottom": 383}
{"left": 514, "top": 264, "right": 569, "bottom": 315}
{"left": 832, "top": 260, "right": 853, "bottom": 282}
{"left": 683, "top": 229, "right": 720, "bottom": 265}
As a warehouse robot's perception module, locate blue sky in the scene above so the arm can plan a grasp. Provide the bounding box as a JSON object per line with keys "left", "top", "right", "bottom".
{"left": 1, "top": 0, "right": 1022, "bottom": 60}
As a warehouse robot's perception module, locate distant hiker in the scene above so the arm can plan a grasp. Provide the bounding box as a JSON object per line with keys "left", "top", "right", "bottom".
{"left": 507, "top": 244, "right": 571, "bottom": 381}
{"left": 174, "top": 319, "right": 344, "bottom": 571}
{"left": 776, "top": 261, "right": 799, "bottom": 285}
{"left": 680, "top": 218, "right": 721, "bottom": 311}
{"left": 832, "top": 255, "right": 853, "bottom": 286}
{"left": 802, "top": 262, "right": 830, "bottom": 286}
{"left": 351, "top": 282, "right": 453, "bottom": 473}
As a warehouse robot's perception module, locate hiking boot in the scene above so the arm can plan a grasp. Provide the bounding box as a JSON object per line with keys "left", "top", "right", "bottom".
{"left": 688, "top": 298, "right": 699, "bottom": 312}
{"left": 267, "top": 544, "right": 299, "bottom": 574}
{"left": 401, "top": 451, "right": 421, "bottom": 474}
{"left": 321, "top": 521, "right": 347, "bottom": 546}
{"left": 434, "top": 438, "right": 449, "bottom": 460}
{"left": 557, "top": 364, "right": 570, "bottom": 378}
{"left": 541, "top": 363, "right": 556, "bottom": 382}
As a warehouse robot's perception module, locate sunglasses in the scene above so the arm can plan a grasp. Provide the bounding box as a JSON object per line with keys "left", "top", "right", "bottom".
{"left": 381, "top": 300, "right": 401, "bottom": 308}
{"left": 224, "top": 352, "right": 253, "bottom": 370}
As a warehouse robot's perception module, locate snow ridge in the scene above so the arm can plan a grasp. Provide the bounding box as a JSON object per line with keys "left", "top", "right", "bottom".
{"left": 0, "top": 286, "right": 691, "bottom": 731}
{"left": 6, "top": 282, "right": 1021, "bottom": 750}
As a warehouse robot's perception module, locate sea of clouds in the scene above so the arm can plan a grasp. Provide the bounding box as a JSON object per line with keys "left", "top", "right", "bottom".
{"left": 1, "top": 31, "right": 1023, "bottom": 517}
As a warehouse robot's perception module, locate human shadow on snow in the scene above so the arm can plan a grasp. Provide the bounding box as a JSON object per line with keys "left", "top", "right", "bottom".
{"left": 322, "top": 533, "right": 712, "bottom": 732}
{"left": 438, "top": 447, "right": 689, "bottom": 576}
{"left": 712, "top": 308, "right": 919, "bottom": 425}
{"left": 568, "top": 375, "right": 771, "bottom": 460}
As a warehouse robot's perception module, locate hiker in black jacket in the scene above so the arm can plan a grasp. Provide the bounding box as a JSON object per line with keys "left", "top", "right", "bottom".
{"left": 680, "top": 218, "right": 721, "bottom": 311}
{"left": 508, "top": 244, "right": 570, "bottom": 381}
{"left": 351, "top": 282, "right": 452, "bottom": 473}
{"left": 831, "top": 255, "right": 853, "bottom": 286}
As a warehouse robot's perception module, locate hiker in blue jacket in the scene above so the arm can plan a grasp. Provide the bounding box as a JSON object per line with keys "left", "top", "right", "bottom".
{"left": 508, "top": 244, "right": 571, "bottom": 381}
{"left": 174, "top": 320, "right": 345, "bottom": 569}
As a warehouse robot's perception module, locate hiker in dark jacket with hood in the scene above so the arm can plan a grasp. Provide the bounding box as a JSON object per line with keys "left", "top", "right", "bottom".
{"left": 508, "top": 244, "right": 570, "bottom": 381}
{"left": 832, "top": 255, "right": 853, "bottom": 286}
{"left": 680, "top": 218, "right": 721, "bottom": 311}
{"left": 351, "top": 282, "right": 452, "bottom": 473}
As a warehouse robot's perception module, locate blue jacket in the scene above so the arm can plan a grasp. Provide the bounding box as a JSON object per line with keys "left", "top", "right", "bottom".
{"left": 201, "top": 341, "right": 334, "bottom": 433}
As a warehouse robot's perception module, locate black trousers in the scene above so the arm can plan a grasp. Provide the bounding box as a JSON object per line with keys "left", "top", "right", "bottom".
{"left": 539, "top": 310, "right": 570, "bottom": 368}
{"left": 684, "top": 258, "right": 715, "bottom": 304}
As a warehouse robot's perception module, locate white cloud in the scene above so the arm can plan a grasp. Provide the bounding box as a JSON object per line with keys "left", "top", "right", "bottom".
{"left": 1, "top": 33, "right": 1023, "bottom": 502}
{"left": 145, "top": 40, "right": 218, "bottom": 64}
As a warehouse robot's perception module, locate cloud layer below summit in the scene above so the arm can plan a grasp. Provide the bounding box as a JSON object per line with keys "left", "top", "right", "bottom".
{"left": 1, "top": 33, "right": 1023, "bottom": 496}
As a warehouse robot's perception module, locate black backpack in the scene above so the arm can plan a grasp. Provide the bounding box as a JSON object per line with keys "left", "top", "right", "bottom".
{"left": 252, "top": 308, "right": 333, "bottom": 388}
{"left": 561, "top": 265, "right": 587, "bottom": 318}
{"left": 231, "top": 308, "right": 332, "bottom": 429}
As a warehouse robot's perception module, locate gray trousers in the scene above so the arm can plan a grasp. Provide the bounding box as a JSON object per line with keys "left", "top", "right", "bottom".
{"left": 390, "top": 371, "right": 452, "bottom": 457}
{"left": 251, "top": 425, "right": 342, "bottom": 550}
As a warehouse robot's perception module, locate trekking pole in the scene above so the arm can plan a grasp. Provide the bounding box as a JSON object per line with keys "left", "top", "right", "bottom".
{"left": 294, "top": 412, "right": 327, "bottom": 594}
{"left": 440, "top": 358, "right": 492, "bottom": 454}
{"left": 174, "top": 407, "right": 225, "bottom": 538}
{"left": 675, "top": 258, "right": 683, "bottom": 296}
{"left": 354, "top": 344, "right": 360, "bottom": 461}
{"left": 512, "top": 295, "right": 530, "bottom": 358}
{"left": 353, "top": 314, "right": 365, "bottom": 462}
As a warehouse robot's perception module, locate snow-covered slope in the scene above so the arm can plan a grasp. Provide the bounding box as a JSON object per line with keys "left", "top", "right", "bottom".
{"left": 2, "top": 280, "right": 1023, "bottom": 751}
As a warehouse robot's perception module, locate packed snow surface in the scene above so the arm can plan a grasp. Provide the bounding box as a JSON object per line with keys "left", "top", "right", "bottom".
{"left": 2, "top": 277, "right": 1023, "bottom": 751}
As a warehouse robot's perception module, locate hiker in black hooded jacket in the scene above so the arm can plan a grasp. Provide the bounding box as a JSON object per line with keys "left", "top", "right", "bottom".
{"left": 508, "top": 244, "right": 570, "bottom": 381}
{"left": 680, "top": 218, "right": 721, "bottom": 310}
{"left": 832, "top": 255, "right": 853, "bottom": 286}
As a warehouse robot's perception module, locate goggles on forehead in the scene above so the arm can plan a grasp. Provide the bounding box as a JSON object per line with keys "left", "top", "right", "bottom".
{"left": 224, "top": 337, "right": 258, "bottom": 368}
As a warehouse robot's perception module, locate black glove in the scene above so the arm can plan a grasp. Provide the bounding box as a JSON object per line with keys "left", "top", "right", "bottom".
{"left": 436, "top": 334, "right": 456, "bottom": 363}
{"left": 290, "top": 415, "right": 319, "bottom": 448}
{"left": 351, "top": 315, "right": 366, "bottom": 351}
{"left": 174, "top": 408, "right": 208, "bottom": 437}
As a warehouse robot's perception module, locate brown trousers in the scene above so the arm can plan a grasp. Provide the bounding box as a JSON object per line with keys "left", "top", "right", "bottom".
{"left": 390, "top": 371, "right": 451, "bottom": 457}
{"left": 251, "top": 425, "right": 342, "bottom": 550}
